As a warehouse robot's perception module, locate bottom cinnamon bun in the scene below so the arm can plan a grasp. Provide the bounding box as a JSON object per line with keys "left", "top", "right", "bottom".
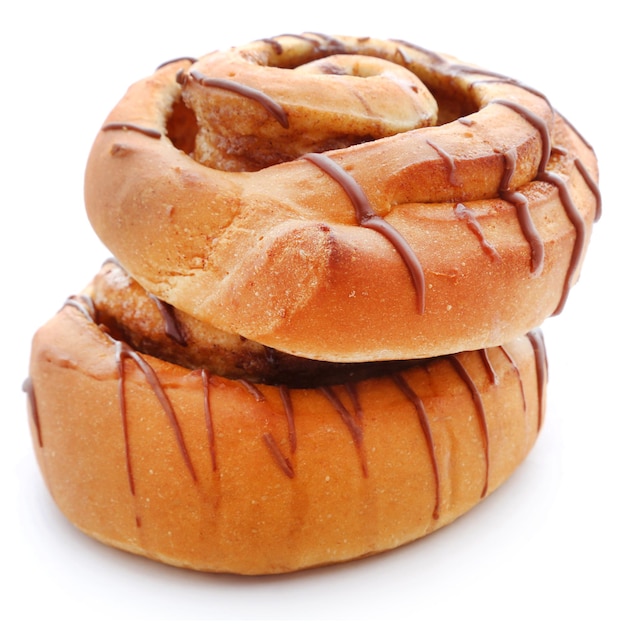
{"left": 25, "top": 284, "right": 547, "bottom": 575}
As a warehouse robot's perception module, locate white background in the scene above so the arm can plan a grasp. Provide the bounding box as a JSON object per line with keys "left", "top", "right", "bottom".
{"left": 2, "top": 1, "right": 623, "bottom": 621}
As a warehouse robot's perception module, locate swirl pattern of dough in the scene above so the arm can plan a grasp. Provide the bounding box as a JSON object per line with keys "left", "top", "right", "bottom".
{"left": 85, "top": 34, "right": 600, "bottom": 362}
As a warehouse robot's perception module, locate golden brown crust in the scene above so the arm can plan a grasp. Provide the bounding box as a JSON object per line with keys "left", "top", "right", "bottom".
{"left": 27, "top": 300, "right": 546, "bottom": 575}
{"left": 84, "top": 34, "right": 599, "bottom": 361}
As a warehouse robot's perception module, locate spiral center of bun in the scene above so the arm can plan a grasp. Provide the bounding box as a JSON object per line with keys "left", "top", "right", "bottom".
{"left": 178, "top": 51, "right": 438, "bottom": 171}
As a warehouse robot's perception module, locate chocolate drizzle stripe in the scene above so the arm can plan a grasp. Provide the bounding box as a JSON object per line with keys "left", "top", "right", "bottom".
{"left": 115, "top": 341, "right": 197, "bottom": 484}
{"left": 201, "top": 369, "right": 218, "bottom": 471}
{"left": 426, "top": 139, "right": 460, "bottom": 186}
{"left": 64, "top": 295, "right": 96, "bottom": 321}
{"left": 538, "top": 169, "right": 588, "bottom": 315}
{"left": 303, "top": 33, "right": 348, "bottom": 50}
{"left": 62, "top": 297, "right": 197, "bottom": 490}
{"left": 391, "top": 40, "right": 448, "bottom": 65}
{"left": 259, "top": 37, "right": 284, "bottom": 55}
{"left": 574, "top": 158, "right": 602, "bottom": 222}
{"left": 238, "top": 379, "right": 266, "bottom": 401}
{"left": 116, "top": 344, "right": 137, "bottom": 495}
{"left": 493, "top": 99, "right": 593, "bottom": 312}
{"left": 273, "top": 32, "right": 347, "bottom": 54}
{"left": 498, "top": 346, "right": 527, "bottom": 412}
{"left": 272, "top": 33, "right": 323, "bottom": 51}
{"left": 22, "top": 377, "right": 43, "bottom": 447}
{"left": 469, "top": 79, "right": 551, "bottom": 109}
{"left": 552, "top": 145, "right": 569, "bottom": 157}
{"left": 262, "top": 433, "right": 295, "bottom": 478}
{"left": 500, "top": 149, "right": 544, "bottom": 274}
{"left": 479, "top": 349, "right": 499, "bottom": 385}
{"left": 448, "top": 355, "right": 490, "bottom": 498}
{"left": 303, "top": 152, "right": 426, "bottom": 314}
{"left": 452, "top": 66, "right": 515, "bottom": 82}
{"left": 527, "top": 330, "right": 548, "bottom": 431}
{"left": 279, "top": 385, "right": 297, "bottom": 453}
{"left": 318, "top": 386, "right": 368, "bottom": 477}
{"left": 148, "top": 294, "right": 187, "bottom": 346}
{"left": 344, "top": 382, "right": 364, "bottom": 423}
{"left": 156, "top": 56, "right": 197, "bottom": 70}
{"left": 454, "top": 203, "right": 501, "bottom": 262}
{"left": 458, "top": 117, "right": 476, "bottom": 127}
{"left": 101, "top": 122, "right": 162, "bottom": 139}
{"left": 492, "top": 99, "right": 552, "bottom": 171}
{"left": 391, "top": 373, "right": 440, "bottom": 519}
{"left": 188, "top": 71, "right": 290, "bottom": 129}
{"left": 394, "top": 45, "right": 412, "bottom": 67}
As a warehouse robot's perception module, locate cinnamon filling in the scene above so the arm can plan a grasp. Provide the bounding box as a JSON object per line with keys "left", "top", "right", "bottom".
{"left": 90, "top": 260, "right": 417, "bottom": 388}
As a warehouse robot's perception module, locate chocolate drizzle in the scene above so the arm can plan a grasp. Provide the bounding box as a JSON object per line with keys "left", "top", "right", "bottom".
{"left": 237, "top": 381, "right": 266, "bottom": 404}
{"left": 538, "top": 168, "right": 587, "bottom": 314}
{"left": 493, "top": 98, "right": 597, "bottom": 314}
{"left": 156, "top": 56, "right": 197, "bottom": 70}
{"left": 269, "top": 33, "right": 347, "bottom": 56}
{"left": 262, "top": 433, "right": 295, "bottom": 478}
{"left": 148, "top": 294, "right": 187, "bottom": 346}
{"left": 279, "top": 385, "right": 297, "bottom": 453}
{"left": 344, "top": 382, "right": 364, "bottom": 423}
{"left": 63, "top": 295, "right": 96, "bottom": 323}
{"left": 454, "top": 203, "right": 501, "bottom": 262}
{"left": 426, "top": 139, "right": 460, "bottom": 186}
{"left": 318, "top": 386, "right": 368, "bottom": 477}
{"left": 115, "top": 340, "right": 197, "bottom": 494}
{"left": 575, "top": 158, "right": 602, "bottom": 223}
{"left": 188, "top": 70, "right": 290, "bottom": 129}
{"left": 458, "top": 117, "right": 476, "bottom": 127}
{"left": 391, "top": 372, "right": 440, "bottom": 519}
{"left": 499, "top": 345, "right": 527, "bottom": 412}
{"left": 63, "top": 296, "right": 197, "bottom": 497}
{"left": 481, "top": 344, "right": 527, "bottom": 414}
{"left": 236, "top": 380, "right": 297, "bottom": 476}
{"left": 527, "top": 329, "right": 547, "bottom": 431}
{"left": 259, "top": 384, "right": 297, "bottom": 477}
{"left": 479, "top": 348, "right": 499, "bottom": 385}
{"left": 102, "top": 122, "right": 162, "bottom": 139}
{"left": 259, "top": 38, "right": 284, "bottom": 55}
{"left": 499, "top": 148, "right": 545, "bottom": 275}
{"left": 391, "top": 40, "right": 448, "bottom": 66}
{"left": 468, "top": 77, "right": 551, "bottom": 107}
{"left": 303, "top": 152, "right": 426, "bottom": 314}
{"left": 115, "top": 343, "right": 136, "bottom": 495}
{"left": 201, "top": 369, "right": 218, "bottom": 471}
{"left": 448, "top": 355, "right": 490, "bottom": 498}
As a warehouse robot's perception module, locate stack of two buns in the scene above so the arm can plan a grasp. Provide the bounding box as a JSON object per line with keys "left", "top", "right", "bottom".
{"left": 26, "top": 34, "right": 600, "bottom": 574}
